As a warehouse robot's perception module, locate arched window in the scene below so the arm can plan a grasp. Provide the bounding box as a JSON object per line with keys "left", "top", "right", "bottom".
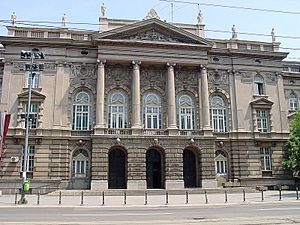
{"left": 290, "top": 93, "right": 298, "bottom": 111}
{"left": 210, "top": 95, "right": 227, "bottom": 132}
{"left": 254, "top": 75, "right": 264, "bottom": 95}
{"left": 143, "top": 93, "right": 162, "bottom": 129}
{"left": 215, "top": 150, "right": 228, "bottom": 175}
{"left": 177, "top": 94, "right": 195, "bottom": 130}
{"left": 72, "top": 90, "right": 91, "bottom": 130}
{"left": 72, "top": 149, "right": 89, "bottom": 177}
{"left": 108, "top": 91, "right": 128, "bottom": 128}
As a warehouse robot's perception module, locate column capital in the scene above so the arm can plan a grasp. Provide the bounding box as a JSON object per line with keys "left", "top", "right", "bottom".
{"left": 200, "top": 64, "right": 207, "bottom": 70}
{"left": 132, "top": 60, "right": 141, "bottom": 68}
{"left": 166, "top": 62, "right": 176, "bottom": 68}
{"left": 97, "top": 59, "right": 106, "bottom": 65}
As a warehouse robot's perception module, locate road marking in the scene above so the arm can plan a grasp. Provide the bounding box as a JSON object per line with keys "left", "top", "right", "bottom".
{"left": 63, "top": 212, "right": 173, "bottom": 217}
{"left": 258, "top": 207, "right": 300, "bottom": 211}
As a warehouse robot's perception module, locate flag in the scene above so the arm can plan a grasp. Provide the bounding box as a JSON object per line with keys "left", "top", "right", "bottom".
{"left": 0, "top": 112, "right": 11, "bottom": 160}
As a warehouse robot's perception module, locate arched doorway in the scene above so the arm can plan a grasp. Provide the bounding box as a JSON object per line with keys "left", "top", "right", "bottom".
{"left": 108, "top": 148, "right": 126, "bottom": 189}
{"left": 183, "top": 149, "right": 197, "bottom": 188}
{"left": 146, "top": 149, "right": 164, "bottom": 189}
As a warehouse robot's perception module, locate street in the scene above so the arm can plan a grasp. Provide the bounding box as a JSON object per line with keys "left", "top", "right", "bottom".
{"left": 1, "top": 202, "right": 300, "bottom": 224}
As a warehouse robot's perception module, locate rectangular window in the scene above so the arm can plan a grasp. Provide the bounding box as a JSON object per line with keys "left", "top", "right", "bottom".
{"left": 24, "top": 103, "right": 38, "bottom": 129}
{"left": 21, "top": 145, "right": 35, "bottom": 172}
{"left": 260, "top": 147, "right": 272, "bottom": 171}
{"left": 256, "top": 109, "right": 269, "bottom": 132}
{"left": 27, "top": 72, "right": 40, "bottom": 88}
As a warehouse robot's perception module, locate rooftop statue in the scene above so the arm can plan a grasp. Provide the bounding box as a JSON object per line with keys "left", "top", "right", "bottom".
{"left": 10, "top": 12, "right": 16, "bottom": 26}
{"left": 61, "top": 14, "right": 67, "bottom": 28}
{"left": 101, "top": 3, "right": 107, "bottom": 17}
{"left": 197, "top": 10, "right": 203, "bottom": 25}
{"left": 231, "top": 24, "right": 237, "bottom": 39}
{"left": 271, "top": 28, "right": 276, "bottom": 43}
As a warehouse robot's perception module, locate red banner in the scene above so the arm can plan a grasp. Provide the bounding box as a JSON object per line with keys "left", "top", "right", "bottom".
{"left": 0, "top": 112, "right": 11, "bottom": 160}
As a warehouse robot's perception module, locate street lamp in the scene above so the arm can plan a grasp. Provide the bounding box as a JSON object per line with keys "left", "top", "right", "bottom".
{"left": 18, "top": 48, "right": 44, "bottom": 204}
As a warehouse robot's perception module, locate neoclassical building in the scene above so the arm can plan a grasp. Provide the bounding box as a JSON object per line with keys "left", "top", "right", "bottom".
{"left": 0, "top": 9, "right": 296, "bottom": 191}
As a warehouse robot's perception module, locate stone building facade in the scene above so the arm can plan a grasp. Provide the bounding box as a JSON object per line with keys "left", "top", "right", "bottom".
{"left": 0, "top": 10, "right": 296, "bottom": 191}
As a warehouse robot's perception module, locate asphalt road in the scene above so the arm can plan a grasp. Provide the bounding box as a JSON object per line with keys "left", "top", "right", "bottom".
{"left": 1, "top": 202, "right": 300, "bottom": 224}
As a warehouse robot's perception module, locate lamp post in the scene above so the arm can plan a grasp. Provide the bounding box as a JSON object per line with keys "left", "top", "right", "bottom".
{"left": 18, "top": 48, "right": 44, "bottom": 204}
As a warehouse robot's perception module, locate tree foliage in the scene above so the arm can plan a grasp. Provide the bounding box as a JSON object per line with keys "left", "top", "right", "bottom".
{"left": 283, "top": 110, "right": 300, "bottom": 176}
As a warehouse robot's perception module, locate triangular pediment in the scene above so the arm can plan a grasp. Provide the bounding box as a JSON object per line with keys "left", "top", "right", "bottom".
{"left": 18, "top": 90, "right": 46, "bottom": 102}
{"left": 94, "top": 18, "right": 212, "bottom": 47}
{"left": 250, "top": 97, "right": 273, "bottom": 107}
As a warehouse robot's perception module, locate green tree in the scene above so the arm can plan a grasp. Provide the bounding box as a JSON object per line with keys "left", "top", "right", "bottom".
{"left": 283, "top": 110, "right": 300, "bottom": 176}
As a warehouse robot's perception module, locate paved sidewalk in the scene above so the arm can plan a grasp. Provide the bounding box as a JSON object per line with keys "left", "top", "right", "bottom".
{"left": 0, "top": 189, "right": 299, "bottom": 207}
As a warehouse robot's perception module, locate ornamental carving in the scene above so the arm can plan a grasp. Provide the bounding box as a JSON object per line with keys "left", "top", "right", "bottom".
{"left": 44, "top": 63, "right": 57, "bottom": 72}
{"left": 128, "top": 30, "right": 180, "bottom": 43}
{"left": 71, "top": 64, "right": 96, "bottom": 79}
{"left": 13, "top": 62, "right": 25, "bottom": 70}
{"left": 208, "top": 70, "right": 228, "bottom": 85}
{"left": 175, "top": 69, "right": 197, "bottom": 83}
{"left": 144, "top": 9, "right": 160, "bottom": 20}
{"left": 141, "top": 69, "right": 163, "bottom": 81}
{"left": 106, "top": 65, "right": 131, "bottom": 87}
{"left": 265, "top": 73, "right": 277, "bottom": 85}
{"left": 238, "top": 71, "right": 253, "bottom": 83}
{"left": 70, "top": 64, "right": 97, "bottom": 92}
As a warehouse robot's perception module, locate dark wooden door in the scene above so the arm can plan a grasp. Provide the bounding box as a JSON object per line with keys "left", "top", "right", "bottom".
{"left": 146, "top": 149, "right": 163, "bottom": 189}
{"left": 108, "top": 149, "right": 126, "bottom": 189}
{"left": 183, "top": 149, "right": 197, "bottom": 188}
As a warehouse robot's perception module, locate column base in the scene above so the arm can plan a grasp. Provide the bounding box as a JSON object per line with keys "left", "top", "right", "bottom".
{"left": 165, "top": 180, "right": 184, "bottom": 190}
{"left": 91, "top": 180, "right": 108, "bottom": 190}
{"left": 167, "top": 127, "right": 178, "bottom": 136}
{"left": 94, "top": 127, "right": 105, "bottom": 134}
{"left": 203, "top": 127, "right": 213, "bottom": 136}
{"left": 131, "top": 127, "right": 143, "bottom": 135}
{"left": 201, "top": 179, "right": 217, "bottom": 188}
{"left": 127, "top": 180, "right": 146, "bottom": 189}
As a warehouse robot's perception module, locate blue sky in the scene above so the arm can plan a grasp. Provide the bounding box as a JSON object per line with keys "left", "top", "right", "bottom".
{"left": 1, "top": 0, "right": 299, "bottom": 59}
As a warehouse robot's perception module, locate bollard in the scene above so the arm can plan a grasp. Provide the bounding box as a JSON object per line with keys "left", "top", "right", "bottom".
{"left": 165, "top": 191, "right": 168, "bottom": 205}
{"left": 243, "top": 189, "right": 246, "bottom": 202}
{"left": 37, "top": 191, "right": 40, "bottom": 205}
{"left": 81, "top": 191, "right": 84, "bottom": 205}
{"left": 124, "top": 191, "right": 127, "bottom": 205}
{"left": 296, "top": 186, "right": 299, "bottom": 200}
{"left": 102, "top": 191, "right": 105, "bottom": 206}
{"left": 225, "top": 190, "right": 228, "bottom": 203}
{"left": 144, "top": 191, "right": 148, "bottom": 205}
{"left": 204, "top": 190, "right": 208, "bottom": 204}
{"left": 279, "top": 188, "right": 282, "bottom": 201}
{"left": 185, "top": 191, "right": 189, "bottom": 204}
{"left": 261, "top": 190, "right": 264, "bottom": 202}
{"left": 58, "top": 191, "right": 62, "bottom": 205}
{"left": 14, "top": 192, "right": 17, "bottom": 205}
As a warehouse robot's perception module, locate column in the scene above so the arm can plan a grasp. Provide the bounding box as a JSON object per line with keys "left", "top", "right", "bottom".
{"left": 131, "top": 61, "right": 142, "bottom": 132}
{"left": 201, "top": 65, "right": 211, "bottom": 131}
{"left": 95, "top": 60, "right": 106, "bottom": 133}
{"left": 166, "top": 63, "right": 177, "bottom": 133}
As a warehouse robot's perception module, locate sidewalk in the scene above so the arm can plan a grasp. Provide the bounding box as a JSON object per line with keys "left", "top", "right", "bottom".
{"left": 0, "top": 189, "right": 299, "bottom": 207}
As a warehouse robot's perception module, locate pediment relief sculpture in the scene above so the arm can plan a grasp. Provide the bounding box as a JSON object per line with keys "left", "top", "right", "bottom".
{"left": 128, "top": 29, "right": 180, "bottom": 43}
